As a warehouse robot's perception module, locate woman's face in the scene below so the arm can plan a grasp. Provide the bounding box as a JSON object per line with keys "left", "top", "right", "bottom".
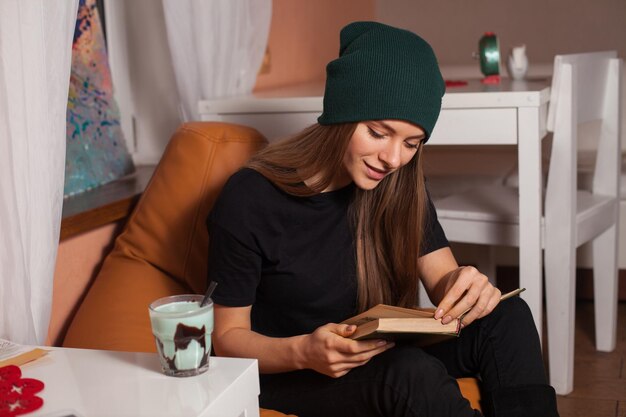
{"left": 330, "top": 120, "right": 425, "bottom": 191}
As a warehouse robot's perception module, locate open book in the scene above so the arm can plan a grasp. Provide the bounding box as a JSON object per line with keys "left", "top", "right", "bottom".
{"left": 341, "top": 304, "right": 460, "bottom": 344}
{"left": 0, "top": 338, "right": 48, "bottom": 367}
{"left": 342, "top": 288, "right": 525, "bottom": 344}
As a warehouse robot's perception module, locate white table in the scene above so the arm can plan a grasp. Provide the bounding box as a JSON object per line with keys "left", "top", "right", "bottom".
{"left": 21, "top": 347, "right": 260, "bottom": 417}
{"left": 198, "top": 79, "right": 551, "bottom": 338}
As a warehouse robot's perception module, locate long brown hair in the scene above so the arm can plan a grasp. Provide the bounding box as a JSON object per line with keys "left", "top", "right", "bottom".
{"left": 247, "top": 123, "right": 427, "bottom": 311}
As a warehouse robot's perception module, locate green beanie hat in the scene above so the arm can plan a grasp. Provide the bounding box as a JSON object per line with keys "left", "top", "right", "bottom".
{"left": 318, "top": 21, "right": 445, "bottom": 140}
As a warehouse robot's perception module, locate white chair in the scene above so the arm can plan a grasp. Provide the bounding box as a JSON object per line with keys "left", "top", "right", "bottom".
{"left": 431, "top": 51, "right": 622, "bottom": 395}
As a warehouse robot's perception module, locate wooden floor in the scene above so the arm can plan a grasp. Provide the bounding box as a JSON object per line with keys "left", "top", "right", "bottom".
{"left": 553, "top": 301, "right": 626, "bottom": 417}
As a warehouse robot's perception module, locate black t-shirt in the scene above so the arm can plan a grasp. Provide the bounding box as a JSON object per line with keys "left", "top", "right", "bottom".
{"left": 207, "top": 168, "right": 448, "bottom": 338}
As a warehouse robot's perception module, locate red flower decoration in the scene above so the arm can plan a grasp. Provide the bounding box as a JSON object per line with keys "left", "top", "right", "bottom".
{"left": 445, "top": 80, "right": 469, "bottom": 87}
{"left": 0, "top": 379, "right": 44, "bottom": 398}
{"left": 0, "top": 394, "right": 43, "bottom": 417}
{"left": 0, "top": 367, "right": 20, "bottom": 384}
{"left": 0, "top": 366, "right": 44, "bottom": 417}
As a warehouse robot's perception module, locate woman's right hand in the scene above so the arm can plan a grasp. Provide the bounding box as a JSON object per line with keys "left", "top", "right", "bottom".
{"left": 296, "top": 323, "right": 395, "bottom": 378}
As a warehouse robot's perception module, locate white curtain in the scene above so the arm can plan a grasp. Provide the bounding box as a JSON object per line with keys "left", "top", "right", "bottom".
{"left": 162, "top": 0, "right": 272, "bottom": 121}
{"left": 0, "top": 0, "right": 79, "bottom": 345}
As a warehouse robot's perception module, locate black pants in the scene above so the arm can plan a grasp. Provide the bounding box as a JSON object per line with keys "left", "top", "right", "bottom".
{"left": 259, "top": 297, "right": 559, "bottom": 417}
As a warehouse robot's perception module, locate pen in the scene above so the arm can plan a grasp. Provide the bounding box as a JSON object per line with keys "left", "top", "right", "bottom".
{"left": 499, "top": 287, "right": 526, "bottom": 301}
{"left": 459, "top": 287, "right": 526, "bottom": 318}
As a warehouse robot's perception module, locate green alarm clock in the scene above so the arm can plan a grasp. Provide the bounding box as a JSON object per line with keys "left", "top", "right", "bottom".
{"left": 478, "top": 32, "right": 501, "bottom": 83}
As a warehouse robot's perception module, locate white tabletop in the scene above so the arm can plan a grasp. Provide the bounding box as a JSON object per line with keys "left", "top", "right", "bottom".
{"left": 198, "top": 79, "right": 550, "bottom": 114}
{"left": 20, "top": 347, "right": 260, "bottom": 417}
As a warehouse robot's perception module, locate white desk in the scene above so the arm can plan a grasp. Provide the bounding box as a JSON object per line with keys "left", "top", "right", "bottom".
{"left": 21, "top": 347, "right": 260, "bottom": 417}
{"left": 199, "top": 79, "right": 551, "bottom": 338}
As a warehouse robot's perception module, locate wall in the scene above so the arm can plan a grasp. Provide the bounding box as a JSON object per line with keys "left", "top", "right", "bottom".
{"left": 254, "top": 0, "right": 375, "bottom": 91}
{"left": 376, "top": 0, "right": 626, "bottom": 66}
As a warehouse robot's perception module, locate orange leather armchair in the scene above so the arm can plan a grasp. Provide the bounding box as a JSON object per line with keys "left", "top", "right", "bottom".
{"left": 62, "top": 122, "right": 481, "bottom": 415}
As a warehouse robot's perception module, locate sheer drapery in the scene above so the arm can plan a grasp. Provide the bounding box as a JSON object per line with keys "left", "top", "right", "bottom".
{"left": 0, "top": 0, "right": 79, "bottom": 344}
{"left": 162, "top": 0, "right": 272, "bottom": 121}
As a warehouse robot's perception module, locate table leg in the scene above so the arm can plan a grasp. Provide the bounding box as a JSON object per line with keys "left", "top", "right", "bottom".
{"left": 543, "top": 116, "right": 577, "bottom": 395}
{"left": 517, "top": 107, "right": 545, "bottom": 343}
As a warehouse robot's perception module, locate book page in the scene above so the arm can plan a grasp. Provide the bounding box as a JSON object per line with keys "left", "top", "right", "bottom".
{"left": 0, "top": 338, "right": 31, "bottom": 361}
{"left": 0, "top": 338, "right": 48, "bottom": 367}
{"left": 342, "top": 304, "right": 435, "bottom": 326}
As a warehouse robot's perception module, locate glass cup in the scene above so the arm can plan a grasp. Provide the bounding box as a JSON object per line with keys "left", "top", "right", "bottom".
{"left": 148, "top": 294, "right": 214, "bottom": 377}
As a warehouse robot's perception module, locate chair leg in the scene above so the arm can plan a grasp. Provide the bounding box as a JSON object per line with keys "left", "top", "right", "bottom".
{"left": 544, "top": 229, "right": 577, "bottom": 395}
{"left": 592, "top": 223, "right": 618, "bottom": 352}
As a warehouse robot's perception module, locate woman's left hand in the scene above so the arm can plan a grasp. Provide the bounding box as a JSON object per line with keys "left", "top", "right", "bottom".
{"left": 434, "top": 266, "right": 501, "bottom": 327}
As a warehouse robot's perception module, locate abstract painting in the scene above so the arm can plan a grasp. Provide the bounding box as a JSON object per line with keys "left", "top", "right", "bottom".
{"left": 65, "top": 0, "right": 134, "bottom": 197}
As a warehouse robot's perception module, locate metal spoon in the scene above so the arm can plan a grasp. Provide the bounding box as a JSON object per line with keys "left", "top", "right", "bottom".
{"left": 200, "top": 281, "right": 218, "bottom": 307}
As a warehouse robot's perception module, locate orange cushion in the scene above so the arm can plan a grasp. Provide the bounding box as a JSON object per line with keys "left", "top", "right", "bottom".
{"left": 260, "top": 409, "right": 297, "bottom": 417}
{"left": 63, "top": 122, "right": 267, "bottom": 351}
{"left": 62, "top": 252, "right": 188, "bottom": 352}
{"left": 113, "top": 122, "right": 268, "bottom": 295}
{"left": 458, "top": 377, "right": 482, "bottom": 410}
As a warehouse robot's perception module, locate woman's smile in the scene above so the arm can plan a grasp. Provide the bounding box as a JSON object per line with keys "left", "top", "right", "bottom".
{"left": 364, "top": 161, "right": 390, "bottom": 181}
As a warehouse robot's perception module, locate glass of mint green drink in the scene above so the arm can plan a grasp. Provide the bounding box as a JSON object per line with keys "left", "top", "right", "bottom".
{"left": 149, "top": 294, "right": 213, "bottom": 377}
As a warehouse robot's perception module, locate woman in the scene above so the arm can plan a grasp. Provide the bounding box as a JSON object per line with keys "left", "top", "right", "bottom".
{"left": 207, "top": 21, "right": 559, "bottom": 417}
